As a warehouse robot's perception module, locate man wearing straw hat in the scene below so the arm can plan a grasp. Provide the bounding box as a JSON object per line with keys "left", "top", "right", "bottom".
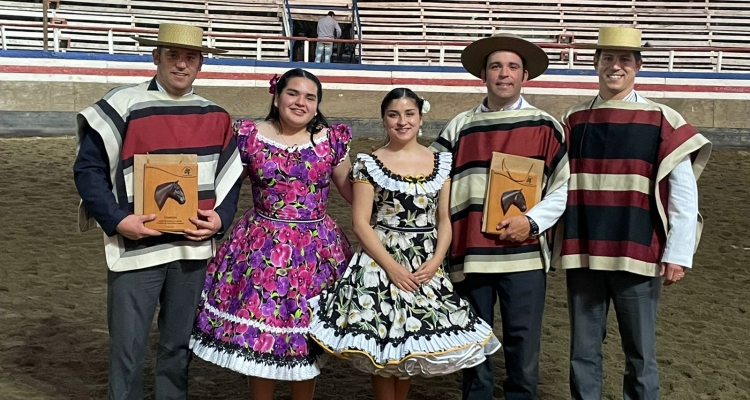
{"left": 554, "top": 26, "right": 711, "bottom": 399}
{"left": 73, "top": 23, "right": 244, "bottom": 399}
{"left": 430, "top": 33, "right": 570, "bottom": 400}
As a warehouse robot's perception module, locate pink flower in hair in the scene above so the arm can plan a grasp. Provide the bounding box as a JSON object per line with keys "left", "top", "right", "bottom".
{"left": 268, "top": 74, "right": 280, "bottom": 94}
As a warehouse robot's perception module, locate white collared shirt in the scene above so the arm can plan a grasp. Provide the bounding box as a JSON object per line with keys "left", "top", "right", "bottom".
{"left": 155, "top": 79, "right": 194, "bottom": 96}
{"left": 479, "top": 95, "right": 527, "bottom": 112}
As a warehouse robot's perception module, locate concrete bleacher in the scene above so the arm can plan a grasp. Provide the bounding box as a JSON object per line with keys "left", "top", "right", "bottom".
{"left": 0, "top": 0, "right": 749, "bottom": 70}
{"left": 0, "top": 0, "right": 289, "bottom": 60}
{"left": 0, "top": 1, "right": 48, "bottom": 49}
{"left": 286, "top": 0, "right": 352, "bottom": 22}
{"left": 355, "top": 0, "right": 750, "bottom": 71}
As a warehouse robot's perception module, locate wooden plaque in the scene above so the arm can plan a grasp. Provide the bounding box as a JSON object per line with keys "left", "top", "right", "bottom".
{"left": 481, "top": 152, "right": 544, "bottom": 235}
{"left": 133, "top": 154, "right": 198, "bottom": 233}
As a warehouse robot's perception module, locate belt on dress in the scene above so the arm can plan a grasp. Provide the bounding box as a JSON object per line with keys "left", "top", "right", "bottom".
{"left": 375, "top": 223, "right": 435, "bottom": 233}
{"left": 256, "top": 210, "right": 325, "bottom": 223}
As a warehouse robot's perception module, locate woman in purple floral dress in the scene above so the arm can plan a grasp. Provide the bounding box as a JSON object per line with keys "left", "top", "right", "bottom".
{"left": 190, "top": 68, "right": 353, "bottom": 400}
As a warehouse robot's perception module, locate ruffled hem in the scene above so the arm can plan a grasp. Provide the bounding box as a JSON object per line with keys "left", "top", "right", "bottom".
{"left": 189, "top": 335, "right": 323, "bottom": 381}
{"left": 358, "top": 152, "right": 452, "bottom": 195}
{"left": 308, "top": 316, "right": 501, "bottom": 378}
{"left": 345, "top": 338, "right": 500, "bottom": 378}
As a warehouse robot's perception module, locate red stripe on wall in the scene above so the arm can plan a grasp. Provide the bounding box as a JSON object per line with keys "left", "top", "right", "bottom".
{"left": 2, "top": 65, "right": 750, "bottom": 93}
{"left": 0, "top": 65, "right": 155, "bottom": 76}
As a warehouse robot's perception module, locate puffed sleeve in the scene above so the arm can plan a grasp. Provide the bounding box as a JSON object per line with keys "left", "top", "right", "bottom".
{"left": 329, "top": 123, "right": 353, "bottom": 167}
{"left": 233, "top": 119, "right": 262, "bottom": 165}
{"left": 349, "top": 154, "right": 372, "bottom": 184}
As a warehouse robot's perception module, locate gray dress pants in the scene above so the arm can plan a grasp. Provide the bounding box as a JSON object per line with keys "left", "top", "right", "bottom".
{"left": 106, "top": 259, "right": 207, "bottom": 400}
{"left": 567, "top": 269, "right": 662, "bottom": 400}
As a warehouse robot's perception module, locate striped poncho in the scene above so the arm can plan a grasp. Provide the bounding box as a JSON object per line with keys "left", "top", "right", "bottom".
{"left": 430, "top": 104, "right": 569, "bottom": 282}
{"left": 553, "top": 98, "right": 711, "bottom": 277}
{"left": 76, "top": 80, "right": 244, "bottom": 272}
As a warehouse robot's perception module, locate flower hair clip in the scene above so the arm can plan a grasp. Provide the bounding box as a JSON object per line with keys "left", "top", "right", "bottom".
{"left": 418, "top": 97, "right": 431, "bottom": 137}
{"left": 268, "top": 74, "right": 280, "bottom": 95}
{"left": 421, "top": 97, "right": 431, "bottom": 115}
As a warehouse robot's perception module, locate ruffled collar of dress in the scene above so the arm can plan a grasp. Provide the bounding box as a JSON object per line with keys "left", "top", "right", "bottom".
{"left": 255, "top": 129, "right": 329, "bottom": 151}
{"left": 358, "top": 152, "right": 452, "bottom": 195}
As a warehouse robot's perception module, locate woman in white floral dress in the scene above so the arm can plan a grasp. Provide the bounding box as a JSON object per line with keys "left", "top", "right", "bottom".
{"left": 310, "top": 88, "right": 500, "bottom": 400}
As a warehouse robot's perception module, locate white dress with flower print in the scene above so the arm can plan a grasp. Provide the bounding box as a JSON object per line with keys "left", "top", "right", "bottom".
{"left": 309, "top": 152, "right": 501, "bottom": 378}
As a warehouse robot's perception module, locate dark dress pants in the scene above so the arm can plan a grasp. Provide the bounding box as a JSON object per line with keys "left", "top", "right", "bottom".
{"left": 107, "top": 259, "right": 207, "bottom": 400}
{"left": 457, "top": 269, "right": 547, "bottom": 400}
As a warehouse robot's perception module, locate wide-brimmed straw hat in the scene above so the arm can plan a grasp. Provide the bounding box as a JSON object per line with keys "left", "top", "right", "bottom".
{"left": 133, "top": 23, "right": 227, "bottom": 54}
{"left": 575, "top": 27, "right": 662, "bottom": 51}
{"left": 461, "top": 33, "right": 549, "bottom": 80}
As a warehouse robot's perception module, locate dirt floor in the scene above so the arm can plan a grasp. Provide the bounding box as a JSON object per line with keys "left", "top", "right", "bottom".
{"left": 0, "top": 136, "right": 748, "bottom": 400}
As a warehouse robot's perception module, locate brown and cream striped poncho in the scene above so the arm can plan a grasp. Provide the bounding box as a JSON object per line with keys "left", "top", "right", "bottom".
{"left": 430, "top": 104, "right": 569, "bottom": 282}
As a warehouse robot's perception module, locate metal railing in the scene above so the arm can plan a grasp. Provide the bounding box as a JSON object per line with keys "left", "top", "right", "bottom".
{"left": 1, "top": 22, "right": 750, "bottom": 72}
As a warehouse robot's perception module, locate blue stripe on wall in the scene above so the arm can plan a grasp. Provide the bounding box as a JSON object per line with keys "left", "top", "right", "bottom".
{"left": 2, "top": 49, "right": 750, "bottom": 80}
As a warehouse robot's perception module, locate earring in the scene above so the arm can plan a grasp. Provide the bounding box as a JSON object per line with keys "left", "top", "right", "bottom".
{"left": 418, "top": 128, "right": 423, "bottom": 137}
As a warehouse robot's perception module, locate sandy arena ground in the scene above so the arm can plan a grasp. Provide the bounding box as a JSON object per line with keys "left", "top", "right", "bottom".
{"left": 0, "top": 136, "right": 748, "bottom": 399}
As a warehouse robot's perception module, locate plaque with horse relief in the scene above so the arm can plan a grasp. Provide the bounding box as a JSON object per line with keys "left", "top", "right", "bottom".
{"left": 134, "top": 154, "right": 198, "bottom": 233}
{"left": 481, "top": 152, "right": 544, "bottom": 235}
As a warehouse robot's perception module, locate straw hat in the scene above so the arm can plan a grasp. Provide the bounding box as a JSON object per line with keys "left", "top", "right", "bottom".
{"left": 133, "top": 23, "right": 227, "bottom": 54}
{"left": 575, "top": 27, "right": 661, "bottom": 51}
{"left": 461, "top": 33, "right": 549, "bottom": 80}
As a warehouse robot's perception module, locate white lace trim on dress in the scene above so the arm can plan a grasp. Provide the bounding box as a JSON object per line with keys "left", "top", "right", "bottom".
{"left": 202, "top": 292, "right": 311, "bottom": 335}
{"left": 348, "top": 339, "right": 500, "bottom": 378}
{"left": 309, "top": 313, "right": 501, "bottom": 378}
{"left": 189, "top": 336, "right": 324, "bottom": 380}
{"left": 255, "top": 130, "right": 328, "bottom": 150}
{"left": 358, "top": 152, "right": 452, "bottom": 195}
{"left": 335, "top": 147, "right": 350, "bottom": 167}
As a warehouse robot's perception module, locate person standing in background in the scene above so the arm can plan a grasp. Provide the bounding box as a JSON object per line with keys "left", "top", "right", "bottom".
{"left": 315, "top": 11, "right": 341, "bottom": 63}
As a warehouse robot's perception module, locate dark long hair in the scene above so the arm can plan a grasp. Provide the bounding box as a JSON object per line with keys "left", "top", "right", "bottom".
{"left": 379, "top": 88, "right": 424, "bottom": 145}
{"left": 380, "top": 87, "right": 424, "bottom": 118}
{"left": 265, "top": 68, "right": 329, "bottom": 143}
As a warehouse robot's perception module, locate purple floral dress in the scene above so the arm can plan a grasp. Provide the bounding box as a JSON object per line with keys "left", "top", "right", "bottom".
{"left": 190, "top": 119, "right": 353, "bottom": 381}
